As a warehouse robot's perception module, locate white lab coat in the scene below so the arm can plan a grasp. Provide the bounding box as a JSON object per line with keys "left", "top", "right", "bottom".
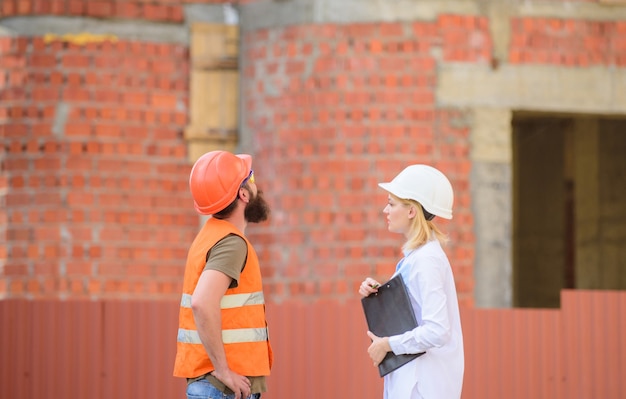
{"left": 384, "top": 239, "right": 464, "bottom": 399}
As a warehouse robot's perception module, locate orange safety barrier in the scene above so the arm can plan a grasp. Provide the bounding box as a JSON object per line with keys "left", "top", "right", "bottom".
{"left": 0, "top": 290, "right": 624, "bottom": 399}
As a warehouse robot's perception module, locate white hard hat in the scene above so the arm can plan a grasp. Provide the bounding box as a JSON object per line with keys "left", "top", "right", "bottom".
{"left": 378, "top": 164, "right": 454, "bottom": 220}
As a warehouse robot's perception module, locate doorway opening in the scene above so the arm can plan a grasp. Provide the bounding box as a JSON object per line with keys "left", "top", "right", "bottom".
{"left": 512, "top": 113, "right": 626, "bottom": 308}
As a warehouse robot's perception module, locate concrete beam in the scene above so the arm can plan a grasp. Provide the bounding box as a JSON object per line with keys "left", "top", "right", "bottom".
{"left": 437, "top": 64, "right": 626, "bottom": 115}
{"left": 240, "top": 0, "right": 626, "bottom": 31}
{"left": 0, "top": 16, "right": 188, "bottom": 44}
{"left": 183, "top": 4, "right": 239, "bottom": 26}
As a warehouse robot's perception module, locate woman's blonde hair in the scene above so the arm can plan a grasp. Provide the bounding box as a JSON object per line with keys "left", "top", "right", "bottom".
{"left": 392, "top": 194, "right": 449, "bottom": 251}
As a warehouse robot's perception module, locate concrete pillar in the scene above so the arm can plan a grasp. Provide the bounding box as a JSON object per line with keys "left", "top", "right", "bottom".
{"left": 471, "top": 108, "right": 512, "bottom": 307}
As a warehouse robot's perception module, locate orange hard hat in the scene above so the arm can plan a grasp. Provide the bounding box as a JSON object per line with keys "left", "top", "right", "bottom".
{"left": 189, "top": 151, "right": 252, "bottom": 215}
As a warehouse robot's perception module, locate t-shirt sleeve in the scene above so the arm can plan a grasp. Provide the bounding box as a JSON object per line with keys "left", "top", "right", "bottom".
{"left": 203, "top": 234, "right": 248, "bottom": 288}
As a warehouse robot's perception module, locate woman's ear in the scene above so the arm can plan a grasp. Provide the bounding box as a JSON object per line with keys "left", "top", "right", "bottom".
{"left": 407, "top": 205, "right": 416, "bottom": 219}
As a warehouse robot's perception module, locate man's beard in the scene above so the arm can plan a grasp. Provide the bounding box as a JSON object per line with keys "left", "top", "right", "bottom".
{"left": 245, "top": 189, "right": 270, "bottom": 223}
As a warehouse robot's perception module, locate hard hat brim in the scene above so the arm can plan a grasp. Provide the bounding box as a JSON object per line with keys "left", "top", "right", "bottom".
{"left": 378, "top": 181, "right": 453, "bottom": 220}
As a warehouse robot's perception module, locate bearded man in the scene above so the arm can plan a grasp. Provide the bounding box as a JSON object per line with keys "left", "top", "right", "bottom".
{"left": 174, "top": 151, "right": 273, "bottom": 399}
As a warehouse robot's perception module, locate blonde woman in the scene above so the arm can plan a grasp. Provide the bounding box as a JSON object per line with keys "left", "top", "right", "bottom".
{"left": 359, "top": 165, "right": 464, "bottom": 399}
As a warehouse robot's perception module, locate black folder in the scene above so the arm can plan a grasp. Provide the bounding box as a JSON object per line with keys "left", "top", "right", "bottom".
{"left": 361, "top": 274, "right": 424, "bottom": 377}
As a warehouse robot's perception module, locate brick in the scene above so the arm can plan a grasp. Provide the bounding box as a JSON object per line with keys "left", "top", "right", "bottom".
{"left": 67, "top": 192, "right": 94, "bottom": 206}
{"left": 49, "top": 0, "right": 65, "bottom": 14}
{"left": 86, "top": 0, "right": 113, "bottom": 18}
{"left": 67, "top": 0, "right": 85, "bottom": 14}
{"left": 16, "top": 0, "right": 31, "bottom": 14}
{"left": 62, "top": 53, "right": 90, "bottom": 68}
{"left": 0, "top": 54, "right": 25, "bottom": 68}
{"left": 144, "top": 4, "right": 168, "bottom": 21}
{"left": 33, "top": 226, "right": 60, "bottom": 241}
{"left": 31, "top": 38, "right": 48, "bottom": 51}
{"left": 31, "top": 87, "right": 59, "bottom": 101}
{"left": 285, "top": 60, "right": 304, "bottom": 74}
{"left": 157, "top": 112, "right": 172, "bottom": 124}
{"left": 69, "top": 278, "right": 86, "bottom": 295}
{"left": 150, "top": 93, "right": 177, "bottom": 108}
{"left": 128, "top": 263, "right": 151, "bottom": 277}
{"left": 2, "top": 0, "right": 16, "bottom": 16}
{"left": 167, "top": 5, "right": 184, "bottom": 22}
{"left": 30, "top": 53, "right": 57, "bottom": 68}
{"left": 93, "top": 55, "right": 122, "bottom": 69}
{"left": 369, "top": 39, "right": 383, "bottom": 53}
{"left": 49, "top": 71, "right": 64, "bottom": 84}
{"left": 93, "top": 90, "right": 119, "bottom": 103}
{"left": 99, "top": 262, "right": 126, "bottom": 276}
{"left": 0, "top": 37, "right": 13, "bottom": 54}
{"left": 94, "top": 124, "right": 121, "bottom": 137}
{"left": 83, "top": 278, "right": 100, "bottom": 294}
{"left": 379, "top": 23, "right": 404, "bottom": 36}
{"left": 43, "top": 244, "right": 61, "bottom": 260}
{"left": 20, "top": 105, "right": 39, "bottom": 119}
{"left": 122, "top": 91, "right": 147, "bottom": 105}
{"left": 343, "top": 262, "right": 372, "bottom": 278}
{"left": 62, "top": 88, "right": 90, "bottom": 102}
{"left": 66, "top": 123, "right": 92, "bottom": 137}
{"left": 152, "top": 59, "right": 177, "bottom": 75}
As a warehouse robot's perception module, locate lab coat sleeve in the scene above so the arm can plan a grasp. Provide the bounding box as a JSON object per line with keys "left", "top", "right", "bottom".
{"left": 388, "top": 257, "right": 451, "bottom": 355}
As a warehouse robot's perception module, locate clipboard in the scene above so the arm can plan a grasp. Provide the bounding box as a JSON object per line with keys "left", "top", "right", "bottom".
{"left": 361, "top": 274, "right": 425, "bottom": 377}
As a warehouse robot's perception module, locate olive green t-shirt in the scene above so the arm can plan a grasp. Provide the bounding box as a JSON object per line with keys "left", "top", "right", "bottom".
{"left": 188, "top": 234, "right": 267, "bottom": 394}
{"left": 203, "top": 234, "right": 248, "bottom": 288}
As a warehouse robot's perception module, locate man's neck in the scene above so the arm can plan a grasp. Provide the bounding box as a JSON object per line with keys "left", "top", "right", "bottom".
{"left": 224, "top": 213, "right": 247, "bottom": 234}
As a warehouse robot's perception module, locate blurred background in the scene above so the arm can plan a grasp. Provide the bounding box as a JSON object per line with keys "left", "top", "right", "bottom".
{"left": 1, "top": 0, "right": 625, "bottom": 398}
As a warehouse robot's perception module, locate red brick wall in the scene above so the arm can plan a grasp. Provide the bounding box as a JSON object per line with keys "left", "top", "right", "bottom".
{"left": 3, "top": 1, "right": 625, "bottom": 303}
{"left": 0, "top": 0, "right": 381, "bottom": 21}
{"left": 241, "top": 16, "right": 489, "bottom": 306}
{"left": 1, "top": 34, "right": 193, "bottom": 298}
{"left": 510, "top": 18, "right": 626, "bottom": 65}
{"left": 0, "top": 0, "right": 232, "bottom": 21}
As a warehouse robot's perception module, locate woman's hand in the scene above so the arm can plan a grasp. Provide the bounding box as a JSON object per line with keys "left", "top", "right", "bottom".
{"left": 359, "top": 278, "right": 381, "bottom": 297}
{"left": 367, "top": 331, "right": 391, "bottom": 367}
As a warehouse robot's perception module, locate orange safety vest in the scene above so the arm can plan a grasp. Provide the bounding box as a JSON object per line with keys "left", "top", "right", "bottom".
{"left": 173, "top": 217, "right": 273, "bottom": 378}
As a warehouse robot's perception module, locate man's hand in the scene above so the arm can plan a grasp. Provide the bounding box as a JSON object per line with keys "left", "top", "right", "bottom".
{"left": 211, "top": 368, "right": 252, "bottom": 399}
{"left": 366, "top": 331, "right": 391, "bottom": 367}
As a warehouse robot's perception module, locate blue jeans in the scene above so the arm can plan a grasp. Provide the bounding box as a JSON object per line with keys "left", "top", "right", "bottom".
{"left": 186, "top": 378, "right": 261, "bottom": 399}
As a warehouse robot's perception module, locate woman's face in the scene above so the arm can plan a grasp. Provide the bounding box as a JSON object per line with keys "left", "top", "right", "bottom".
{"left": 383, "top": 195, "right": 413, "bottom": 236}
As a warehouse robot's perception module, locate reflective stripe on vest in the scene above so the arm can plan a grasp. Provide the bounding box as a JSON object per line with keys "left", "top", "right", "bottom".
{"left": 180, "top": 291, "right": 265, "bottom": 310}
{"left": 178, "top": 291, "right": 268, "bottom": 345}
{"left": 178, "top": 327, "right": 269, "bottom": 344}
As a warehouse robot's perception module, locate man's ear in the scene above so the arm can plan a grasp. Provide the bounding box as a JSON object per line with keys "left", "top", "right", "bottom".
{"left": 238, "top": 186, "right": 251, "bottom": 203}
